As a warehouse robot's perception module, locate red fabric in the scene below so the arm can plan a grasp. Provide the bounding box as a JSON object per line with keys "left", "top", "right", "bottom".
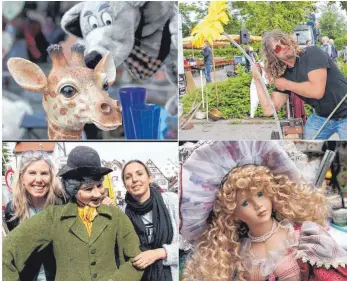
{"left": 10, "top": 19, "right": 41, "bottom": 59}
{"left": 297, "top": 258, "right": 347, "bottom": 281}
{"left": 297, "top": 259, "right": 310, "bottom": 281}
{"left": 295, "top": 224, "right": 347, "bottom": 281}
{"left": 336, "top": 266, "right": 347, "bottom": 277}
{"left": 311, "top": 266, "right": 347, "bottom": 281}
{"left": 288, "top": 93, "right": 307, "bottom": 124}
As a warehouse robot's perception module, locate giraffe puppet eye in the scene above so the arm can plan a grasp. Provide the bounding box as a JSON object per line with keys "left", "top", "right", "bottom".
{"left": 60, "top": 85, "right": 77, "bottom": 98}
{"left": 103, "top": 81, "right": 109, "bottom": 91}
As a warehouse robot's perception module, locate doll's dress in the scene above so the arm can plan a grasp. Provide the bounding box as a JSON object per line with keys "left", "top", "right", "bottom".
{"left": 240, "top": 220, "right": 347, "bottom": 281}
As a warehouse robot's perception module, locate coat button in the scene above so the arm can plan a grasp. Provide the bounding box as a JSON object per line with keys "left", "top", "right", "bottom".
{"left": 92, "top": 273, "right": 97, "bottom": 278}
{"left": 90, "top": 249, "right": 96, "bottom": 254}
{"left": 91, "top": 261, "right": 96, "bottom": 266}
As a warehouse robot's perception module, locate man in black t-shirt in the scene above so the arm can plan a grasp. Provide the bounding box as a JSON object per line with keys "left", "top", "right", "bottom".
{"left": 252, "top": 30, "right": 347, "bottom": 139}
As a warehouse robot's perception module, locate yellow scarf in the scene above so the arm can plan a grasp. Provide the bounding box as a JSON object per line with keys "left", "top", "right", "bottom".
{"left": 77, "top": 206, "right": 98, "bottom": 236}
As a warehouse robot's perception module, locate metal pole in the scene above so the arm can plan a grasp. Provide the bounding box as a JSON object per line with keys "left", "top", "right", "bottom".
{"left": 222, "top": 32, "right": 283, "bottom": 139}
{"left": 313, "top": 93, "right": 347, "bottom": 140}
{"left": 200, "top": 69, "right": 205, "bottom": 108}
{"left": 206, "top": 86, "right": 209, "bottom": 121}
{"left": 286, "top": 99, "right": 291, "bottom": 119}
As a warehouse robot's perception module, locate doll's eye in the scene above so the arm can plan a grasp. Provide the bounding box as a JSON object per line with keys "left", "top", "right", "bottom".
{"left": 88, "top": 16, "right": 99, "bottom": 29}
{"left": 241, "top": 201, "right": 248, "bottom": 207}
{"left": 101, "top": 12, "right": 113, "bottom": 26}
{"left": 60, "top": 85, "right": 77, "bottom": 98}
{"left": 257, "top": 192, "right": 263, "bottom": 198}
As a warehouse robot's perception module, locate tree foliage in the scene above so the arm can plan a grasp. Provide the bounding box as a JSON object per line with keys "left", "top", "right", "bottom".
{"left": 2, "top": 143, "right": 10, "bottom": 176}
{"left": 180, "top": 1, "right": 316, "bottom": 38}
{"left": 340, "top": 1, "right": 347, "bottom": 13}
{"left": 179, "top": 2, "right": 208, "bottom": 37}
{"left": 319, "top": 4, "right": 347, "bottom": 39}
{"left": 230, "top": 1, "right": 315, "bottom": 35}
{"left": 334, "top": 37, "right": 347, "bottom": 50}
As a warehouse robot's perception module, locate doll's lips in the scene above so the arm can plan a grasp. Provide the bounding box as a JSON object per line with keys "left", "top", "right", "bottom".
{"left": 258, "top": 210, "right": 267, "bottom": 216}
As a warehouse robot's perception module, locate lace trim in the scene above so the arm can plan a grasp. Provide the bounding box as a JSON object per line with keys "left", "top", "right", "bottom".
{"left": 296, "top": 252, "right": 347, "bottom": 269}
{"left": 241, "top": 220, "right": 347, "bottom": 276}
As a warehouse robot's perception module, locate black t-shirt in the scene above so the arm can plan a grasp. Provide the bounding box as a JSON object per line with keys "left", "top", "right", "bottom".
{"left": 275, "top": 46, "right": 347, "bottom": 118}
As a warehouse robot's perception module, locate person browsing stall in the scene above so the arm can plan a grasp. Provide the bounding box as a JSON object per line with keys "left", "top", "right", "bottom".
{"left": 3, "top": 146, "right": 143, "bottom": 281}
{"left": 252, "top": 30, "right": 347, "bottom": 139}
{"left": 200, "top": 41, "right": 213, "bottom": 83}
{"left": 122, "top": 160, "right": 178, "bottom": 281}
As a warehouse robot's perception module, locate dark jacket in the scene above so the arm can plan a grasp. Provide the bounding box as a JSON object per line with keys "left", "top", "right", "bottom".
{"left": 5, "top": 202, "right": 56, "bottom": 281}
{"left": 3, "top": 202, "right": 143, "bottom": 281}
{"left": 200, "top": 46, "right": 213, "bottom": 65}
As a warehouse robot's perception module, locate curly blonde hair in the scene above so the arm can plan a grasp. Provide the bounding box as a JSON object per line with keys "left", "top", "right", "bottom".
{"left": 10, "top": 151, "right": 66, "bottom": 223}
{"left": 182, "top": 165, "right": 329, "bottom": 281}
{"left": 261, "top": 30, "right": 303, "bottom": 82}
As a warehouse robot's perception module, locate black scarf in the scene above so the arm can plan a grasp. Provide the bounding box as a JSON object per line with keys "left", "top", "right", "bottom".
{"left": 125, "top": 186, "right": 173, "bottom": 281}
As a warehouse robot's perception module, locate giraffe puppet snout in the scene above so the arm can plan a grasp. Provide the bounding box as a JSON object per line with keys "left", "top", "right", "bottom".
{"left": 91, "top": 99, "right": 122, "bottom": 131}
{"left": 100, "top": 102, "right": 112, "bottom": 115}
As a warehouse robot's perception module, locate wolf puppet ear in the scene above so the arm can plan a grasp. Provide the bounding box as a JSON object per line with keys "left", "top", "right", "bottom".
{"left": 61, "top": 2, "right": 85, "bottom": 38}
{"left": 126, "top": 2, "right": 147, "bottom": 8}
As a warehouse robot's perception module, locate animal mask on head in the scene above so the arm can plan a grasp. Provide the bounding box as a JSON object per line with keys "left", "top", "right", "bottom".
{"left": 61, "top": 1, "right": 178, "bottom": 84}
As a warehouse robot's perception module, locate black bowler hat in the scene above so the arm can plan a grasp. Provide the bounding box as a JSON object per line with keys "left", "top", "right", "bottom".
{"left": 57, "top": 146, "right": 112, "bottom": 178}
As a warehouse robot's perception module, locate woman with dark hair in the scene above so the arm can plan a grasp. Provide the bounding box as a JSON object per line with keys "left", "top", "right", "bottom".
{"left": 3, "top": 146, "right": 143, "bottom": 281}
{"left": 122, "top": 160, "right": 178, "bottom": 281}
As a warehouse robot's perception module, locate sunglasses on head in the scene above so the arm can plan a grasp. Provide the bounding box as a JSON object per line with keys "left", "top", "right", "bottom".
{"left": 20, "top": 150, "right": 49, "bottom": 164}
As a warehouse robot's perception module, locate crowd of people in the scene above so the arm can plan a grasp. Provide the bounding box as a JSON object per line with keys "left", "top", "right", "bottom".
{"left": 3, "top": 146, "right": 178, "bottom": 281}
{"left": 320, "top": 36, "right": 339, "bottom": 62}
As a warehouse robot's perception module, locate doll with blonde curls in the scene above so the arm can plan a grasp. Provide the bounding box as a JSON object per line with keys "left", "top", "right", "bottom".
{"left": 182, "top": 164, "right": 347, "bottom": 281}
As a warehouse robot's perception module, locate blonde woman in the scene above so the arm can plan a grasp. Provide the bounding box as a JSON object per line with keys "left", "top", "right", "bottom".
{"left": 5, "top": 150, "right": 66, "bottom": 281}
{"left": 6, "top": 150, "right": 65, "bottom": 228}
{"left": 181, "top": 141, "right": 347, "bottom": 281}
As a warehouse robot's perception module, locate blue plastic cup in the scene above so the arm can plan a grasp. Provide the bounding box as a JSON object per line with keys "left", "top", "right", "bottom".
{"left": 119, "top": 87, "right": 146, "bottom": 139}
{"left": 130, "top": 104, "right": 161, "bottom": 139}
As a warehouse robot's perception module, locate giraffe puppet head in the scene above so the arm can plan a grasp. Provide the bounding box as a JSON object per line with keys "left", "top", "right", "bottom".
{"left": 7, "top": 43, "right": 122, "bottom": 139}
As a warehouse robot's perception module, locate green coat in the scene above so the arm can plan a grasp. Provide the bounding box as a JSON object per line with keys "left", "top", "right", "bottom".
{"left": 3, "top": 202, "right": 143, "bottom": 281}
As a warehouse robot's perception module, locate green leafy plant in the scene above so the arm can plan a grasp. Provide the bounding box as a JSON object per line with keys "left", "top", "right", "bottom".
{"left": 338, "top": 62, "right": 347, "bottom": 77}
{"left": 182, "top": 73, "right": 313, "bottom": 119}
{"left": 184, "top": 42, "right": 262, "bottom": 60}
{"left": 334, "top": 37, "right": 347, "bottom": 50}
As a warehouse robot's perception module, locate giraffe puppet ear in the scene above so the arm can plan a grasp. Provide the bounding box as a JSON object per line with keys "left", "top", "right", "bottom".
{"left": 94, "top": 52, "right": 116, "bottom": 86}
{"left": 7, "top": 58, "right": 47, "bottom": 92}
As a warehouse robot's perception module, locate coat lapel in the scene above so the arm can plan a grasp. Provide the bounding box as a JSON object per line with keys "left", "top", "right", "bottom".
{"left": 70, "top": 217, "right": 90, "bottom": 244}
{"left": 61, "top": 202, "right": 89, "bottom": 244}
{"left": 89, "top": 205, "right": 113, "bottom": 245}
